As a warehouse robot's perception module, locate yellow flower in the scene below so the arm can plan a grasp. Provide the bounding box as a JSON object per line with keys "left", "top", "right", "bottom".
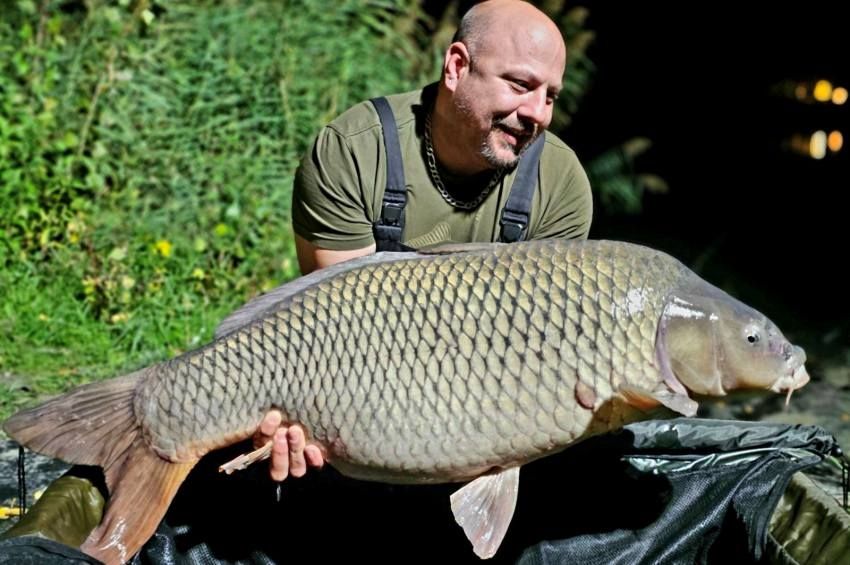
{"left": 154, "top": 239, "right": 172, "bottom": 257}
{"left": 191, "top": 268, "right": 205, "bottom": 280}
{"left": 110, "top": 312, "right": 130, "bottom": 324}
{"left": 82, "top": 277, "right": 98, "bottom": 295}
{"left": 67, "top": 218, "right": 85, "bottom": 244}
{"left": 38, "top": 313, "right": 49, "bottom": 322}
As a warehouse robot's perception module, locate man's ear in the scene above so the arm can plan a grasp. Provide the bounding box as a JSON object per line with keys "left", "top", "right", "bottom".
{"left": 443, "top": 42, "right": 471, "bottom": 92}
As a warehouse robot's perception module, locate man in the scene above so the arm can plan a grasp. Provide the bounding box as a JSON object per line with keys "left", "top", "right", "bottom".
{"left": 1, "top": 0, "right": 592, "bottom": 559}
{"left": 257, "top": 0, "right": 592, "bottom": 483}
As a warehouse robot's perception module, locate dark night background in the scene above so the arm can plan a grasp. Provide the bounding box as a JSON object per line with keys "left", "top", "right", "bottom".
{"left": 566, "top": 3, "right": 849, "bottom": 352}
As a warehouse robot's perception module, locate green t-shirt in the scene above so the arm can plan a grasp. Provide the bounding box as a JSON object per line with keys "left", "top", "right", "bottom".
{"left": 292, "top": 84, "right": 592, "bottom": 250}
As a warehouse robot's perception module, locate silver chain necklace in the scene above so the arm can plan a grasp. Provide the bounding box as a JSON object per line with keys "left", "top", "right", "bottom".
{"left": 424, "top": 111, "right": 504, "bottom": 210}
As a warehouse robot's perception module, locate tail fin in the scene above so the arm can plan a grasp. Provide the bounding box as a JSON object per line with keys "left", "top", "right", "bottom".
{"left": 3, "top": 369, "right": 197, "bottom": 564}
{"left": 81, "top": 437, "right": 194, "bottom": 564}
{"left": 4, "top": 371, "right": 145, "bottom": 475}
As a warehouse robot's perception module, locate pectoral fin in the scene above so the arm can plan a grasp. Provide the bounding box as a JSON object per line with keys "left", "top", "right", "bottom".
{"left": 620, "top": 384, "right": 698, "bottom": 417}
{"left": 450, "top": 466, "right": 520, "bottom": 559}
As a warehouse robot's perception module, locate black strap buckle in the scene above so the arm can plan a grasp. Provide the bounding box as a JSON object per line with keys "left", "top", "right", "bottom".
{"left": 500, "top": 209, "right": 528, "bottom": 243}
{"left": 501, "top": 221, "right": 525, "bottom": 242}
{"left": 381, "top": 201, "right": 404, "bottom": 226}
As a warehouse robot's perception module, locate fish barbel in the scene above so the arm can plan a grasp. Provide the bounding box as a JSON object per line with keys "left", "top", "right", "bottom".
{"left": 3, "top": 239, "right": 810, "bottom": 563}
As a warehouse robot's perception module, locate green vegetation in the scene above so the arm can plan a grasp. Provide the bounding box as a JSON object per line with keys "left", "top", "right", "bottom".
{"left": 0, "top": 0, "right": 652, "bottom": 423}
{"left": 0, "top": 0, "right": 437, "bottom": 420}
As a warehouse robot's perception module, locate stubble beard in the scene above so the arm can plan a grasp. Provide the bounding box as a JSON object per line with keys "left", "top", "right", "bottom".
{"left": 453, "top": 90, "right": 539, "bottom": 170}
{"left": 480, "top": 124, "right": 538, "bottom": 169}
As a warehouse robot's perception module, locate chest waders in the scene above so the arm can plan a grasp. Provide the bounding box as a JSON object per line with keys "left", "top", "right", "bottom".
{"left": 369, "top": 96, "right": 545, "bottom": 252}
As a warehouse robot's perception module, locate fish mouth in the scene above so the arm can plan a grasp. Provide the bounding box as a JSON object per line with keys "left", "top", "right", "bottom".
{"left": 770, "top": 363, "right": 811, "bottom": 406}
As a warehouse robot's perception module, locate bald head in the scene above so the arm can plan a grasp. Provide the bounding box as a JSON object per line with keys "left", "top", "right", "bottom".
{"left": 453, "top": 0, "right": 565, "bottom": 64}
{"left": 432, "top": 0, "right": 568, "bottom": 175}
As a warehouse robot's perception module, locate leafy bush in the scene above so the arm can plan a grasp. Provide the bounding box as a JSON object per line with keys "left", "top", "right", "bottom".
{"left": 0, "top": 0, "right": 646, "bottom": 421}
{"left": 0, "top": 0, "right": 433, "bottom": 417}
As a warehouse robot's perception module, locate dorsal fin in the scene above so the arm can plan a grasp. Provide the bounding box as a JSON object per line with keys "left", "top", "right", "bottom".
{"left": 214, "top": 251, "right": 426, "bottom": 338}
{"left": 418, "top": 241, "right": 506, "bottom": 255}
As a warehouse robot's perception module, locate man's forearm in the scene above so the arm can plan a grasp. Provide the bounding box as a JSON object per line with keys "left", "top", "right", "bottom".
{"left": 294, "top": 235, "right": 376, "bottom": 275}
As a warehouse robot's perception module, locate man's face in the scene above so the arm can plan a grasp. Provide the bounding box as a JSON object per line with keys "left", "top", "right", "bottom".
{"left": 450, "top": 31, "right": 565, "bottom": 169}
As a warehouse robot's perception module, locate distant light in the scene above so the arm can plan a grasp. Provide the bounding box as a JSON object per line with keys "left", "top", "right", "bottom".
{"left": 813, "top": 80, "right": 833, "bottom": 102}
{"left": 833, "top": 87, "right": 848, "bottom": 105}
{"left": 828, "top": 131, "right": 843, "bottom": 152}
{"left": 810, "top": 131, "right": 827, "bottom": 159}
{"left": 789, "top": 134, "right": 807, "bottom": 154}
{"left": 794, "top": 84, "right": 808, "bottom": 100}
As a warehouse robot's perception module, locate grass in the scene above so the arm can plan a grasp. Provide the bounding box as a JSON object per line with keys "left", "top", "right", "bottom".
{"left": 0, "top": 0, "right": 642, "bottom": 425}
{"left": 0, "top": 0, "right": 437, "bottom": 424}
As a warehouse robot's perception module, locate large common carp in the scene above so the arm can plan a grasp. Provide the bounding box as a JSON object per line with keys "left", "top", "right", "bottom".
{"left": 3, "top": 239, "right": 810, "bottom": 563}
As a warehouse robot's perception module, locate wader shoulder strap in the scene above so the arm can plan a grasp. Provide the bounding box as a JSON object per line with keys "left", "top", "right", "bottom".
{"left": 370, "top": 97, "right": 407, "bottom": 252}
{"left": 499, "top": 134, "right": 545, "bottom": 243}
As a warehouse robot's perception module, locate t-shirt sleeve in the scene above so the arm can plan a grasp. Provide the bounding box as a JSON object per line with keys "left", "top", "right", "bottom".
{"left": 291, "top": 126, "right": 376, "bottom": 250}
{"left": 530, "top": 147, "right": 593, "bottom": 241}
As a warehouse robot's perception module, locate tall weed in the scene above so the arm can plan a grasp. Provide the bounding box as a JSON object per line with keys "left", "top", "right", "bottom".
{"left": 0, "top": 0, "right": 433, "bottom": 417}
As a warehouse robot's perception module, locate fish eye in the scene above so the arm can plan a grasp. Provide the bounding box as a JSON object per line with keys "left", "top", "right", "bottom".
{"left": 742, "top": 323, "right": 762, "bottom": 346}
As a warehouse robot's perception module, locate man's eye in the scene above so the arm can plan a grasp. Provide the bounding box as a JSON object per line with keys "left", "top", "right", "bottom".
{"left": 509, "top": 79, "right": 528, "bottom": 92}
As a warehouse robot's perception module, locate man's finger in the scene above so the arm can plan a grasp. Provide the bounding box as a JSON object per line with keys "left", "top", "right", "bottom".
{"left": 287, "top": 426, "right": 307, "bottom": 478}
{"left": 259, "top": 409, "right": 283, "bottom": 438}
{"left": 254, "top": 410, "right": 283, "bottom": 449}
{"left": 304, "top": 445, "right": 325, "bottom": 469}
{"left": 269, "top": 427, "right": 289, "bottom": 481}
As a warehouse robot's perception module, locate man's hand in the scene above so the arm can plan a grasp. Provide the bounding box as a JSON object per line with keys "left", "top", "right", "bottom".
{"left": 255, "top": 409, "right": 324, "bottom": 481}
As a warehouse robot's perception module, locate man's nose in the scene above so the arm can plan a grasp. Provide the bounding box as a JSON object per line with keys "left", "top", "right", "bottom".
{"left": 517, "top": 88, "right": 551, "bottom": 128}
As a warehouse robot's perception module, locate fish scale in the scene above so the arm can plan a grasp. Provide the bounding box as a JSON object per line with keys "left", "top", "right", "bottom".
{"left": 131, "top": 240, "right": 683, "bottom": 481}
